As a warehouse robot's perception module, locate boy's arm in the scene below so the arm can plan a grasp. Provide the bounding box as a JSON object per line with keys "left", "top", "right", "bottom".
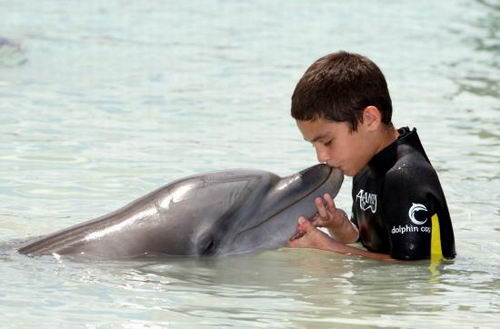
{"left": 287, "top": 218, "right": 393, "bottom": 261}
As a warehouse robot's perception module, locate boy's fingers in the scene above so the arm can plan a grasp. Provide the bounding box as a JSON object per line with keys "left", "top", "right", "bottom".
{"left": 299, "top": 218, "right": 315, "bottom": 232}
{"left": 310, "top": 214, "right": 322, "bottom": 225}
{"left": 289, "top": 231, "right": 305, "bottom": 241}
{"left": 290, "top": 217, "right": 307, "bottom": 241}
{"left": 324, "top": 193, "right": 335, "bottom": 210}
{"left": 315, "top": 197, "right": 327, "bottom": 218}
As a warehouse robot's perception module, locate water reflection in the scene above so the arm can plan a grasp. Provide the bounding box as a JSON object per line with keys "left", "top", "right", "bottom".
{"left": 448, "top": 0, "right": 499, "bottom": 99}
{"left": 443, "top": 0, "right": 500, "bottom": 220}
{"left": 122, "top": 250, "right": 462, "bottom": 328}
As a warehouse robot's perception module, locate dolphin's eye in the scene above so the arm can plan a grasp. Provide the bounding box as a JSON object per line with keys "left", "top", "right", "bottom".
{"left": 198, "top": 237, "right": 217, "bottom": 256}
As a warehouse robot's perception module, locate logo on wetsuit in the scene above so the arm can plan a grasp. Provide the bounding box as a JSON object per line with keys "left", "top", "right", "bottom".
{"left": 355, "top": 189, "right": 377, "bottom": 213}
{"left": 391, "top": 202, "right": 431, "bottom": 235}
{"left": 409, "top": 203, "right": 428, "bottom": 225}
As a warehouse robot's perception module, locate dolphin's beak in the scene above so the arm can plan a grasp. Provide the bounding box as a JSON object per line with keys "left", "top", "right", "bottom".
{"left": 324, "top": 165, "right": 344, "bottom": 199}
{"left": 298, "top": 164, "right": 344, "bottom": 198}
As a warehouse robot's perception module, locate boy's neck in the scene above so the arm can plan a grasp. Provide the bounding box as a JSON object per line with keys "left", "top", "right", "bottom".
{"left": 374, "top": 125, "right": 399, "bottom": 155}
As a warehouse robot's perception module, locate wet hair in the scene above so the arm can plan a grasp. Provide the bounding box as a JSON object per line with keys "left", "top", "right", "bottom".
{"left": 291, "top": 51, "right": 393, "bottom": 131}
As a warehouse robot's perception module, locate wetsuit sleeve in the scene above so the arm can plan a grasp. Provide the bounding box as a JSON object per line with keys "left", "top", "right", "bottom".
{"left": 382, "top": 165, "right": 443, "bottom": 260}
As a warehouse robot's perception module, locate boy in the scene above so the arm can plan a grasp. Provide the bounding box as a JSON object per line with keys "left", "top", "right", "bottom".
{"left": 287, "top": 51, "right": 456, "bottom": 261}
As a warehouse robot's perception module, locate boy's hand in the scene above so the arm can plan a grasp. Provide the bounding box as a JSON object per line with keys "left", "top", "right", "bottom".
{"left": 310, "top": 193, "right": 349, "bottom": 230}
{"left": 289, "top": 193, "right": 358, "bottom": 245}
{"left": 287, "top": 217, "right": 392, "bottom": 261}
{"left": 287, "top": 217, "right": 336, "bottom": 249}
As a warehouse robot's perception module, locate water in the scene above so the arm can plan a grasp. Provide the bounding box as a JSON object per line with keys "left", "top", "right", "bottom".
{"left": 1, "top": 0, "right": 499, "bottom": 328}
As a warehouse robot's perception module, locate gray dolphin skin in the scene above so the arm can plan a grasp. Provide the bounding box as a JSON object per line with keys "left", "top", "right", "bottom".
{"left": 18, "top": 164, "right": 343, "bottom": 259}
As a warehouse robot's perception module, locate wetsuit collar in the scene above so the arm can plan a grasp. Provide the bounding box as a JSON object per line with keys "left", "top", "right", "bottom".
{"left": 367, "top": 127, "right": 430, "bottom": 174}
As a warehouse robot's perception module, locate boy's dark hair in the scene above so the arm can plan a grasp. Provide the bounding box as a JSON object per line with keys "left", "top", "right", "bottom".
{"left": 291, "top": 51, "right": 393, "bottom": 131}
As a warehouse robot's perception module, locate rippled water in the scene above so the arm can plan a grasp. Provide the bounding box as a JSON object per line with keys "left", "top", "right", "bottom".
{"left": 1, "top": 0, "right": 499, "bottom": 328}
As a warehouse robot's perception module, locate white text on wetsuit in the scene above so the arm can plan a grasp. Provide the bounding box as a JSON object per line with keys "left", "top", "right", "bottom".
{"left": 356, "top": 189, "right": 377, "bottom": 213}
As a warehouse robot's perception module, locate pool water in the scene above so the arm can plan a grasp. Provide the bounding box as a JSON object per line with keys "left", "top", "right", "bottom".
{"left": 1, "top": 1, "right": 499, "bottom": 328}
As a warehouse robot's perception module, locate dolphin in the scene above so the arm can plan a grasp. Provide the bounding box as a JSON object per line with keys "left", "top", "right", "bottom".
{"left": 18, "top": 164, "right": 343, "bottom": 259}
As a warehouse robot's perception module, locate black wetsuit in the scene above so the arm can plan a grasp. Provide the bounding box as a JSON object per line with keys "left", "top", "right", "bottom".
{"left": 351, "top": 127, "right": 456, "bottom": 260}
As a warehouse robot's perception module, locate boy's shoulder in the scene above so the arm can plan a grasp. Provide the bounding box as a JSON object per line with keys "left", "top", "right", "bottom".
{"left": 387, "top": 127, "right": 438, "bottom": 180}
{"left": 383, "top": 130, "right": 443, "bottom": 198}
{"left": 354, "top": 127, "right": 445, "bottom": 197}
{"left": 385, "top": 152, "right": 439, "bottom": 188}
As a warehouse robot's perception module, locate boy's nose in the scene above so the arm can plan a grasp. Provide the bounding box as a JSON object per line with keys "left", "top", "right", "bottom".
{"left": 315, "top": 146, "right": 330, "bottom": 163}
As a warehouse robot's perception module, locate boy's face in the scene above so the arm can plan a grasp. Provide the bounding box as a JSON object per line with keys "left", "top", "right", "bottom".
{"left": 297, "top": 117, "right": 377, "bottom": 177}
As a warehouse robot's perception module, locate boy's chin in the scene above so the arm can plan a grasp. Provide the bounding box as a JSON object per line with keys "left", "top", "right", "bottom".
{"left": 341, "top": 167, "right": 357, "bottom": 177}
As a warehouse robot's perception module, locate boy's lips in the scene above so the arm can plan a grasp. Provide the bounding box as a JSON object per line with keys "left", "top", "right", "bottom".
{"left": 328, "top": 163, "right": 345, "bottom": 174}
{"left": 327, "top": 162, "right": 341, "bottom": 170}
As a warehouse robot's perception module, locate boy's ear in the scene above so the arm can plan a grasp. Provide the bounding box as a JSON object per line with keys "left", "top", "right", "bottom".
{"left": 361, "top": 106, "right": 382, "bottom": 131}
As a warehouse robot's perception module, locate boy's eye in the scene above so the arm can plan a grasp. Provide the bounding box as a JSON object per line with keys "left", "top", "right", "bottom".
{"left": 324, "top": 140, "right": 332, "bottom": 146}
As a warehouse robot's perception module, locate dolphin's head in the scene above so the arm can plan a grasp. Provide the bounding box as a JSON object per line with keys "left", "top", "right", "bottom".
{"left": 214, "top": 164, "right": 344, "bottom": 256}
